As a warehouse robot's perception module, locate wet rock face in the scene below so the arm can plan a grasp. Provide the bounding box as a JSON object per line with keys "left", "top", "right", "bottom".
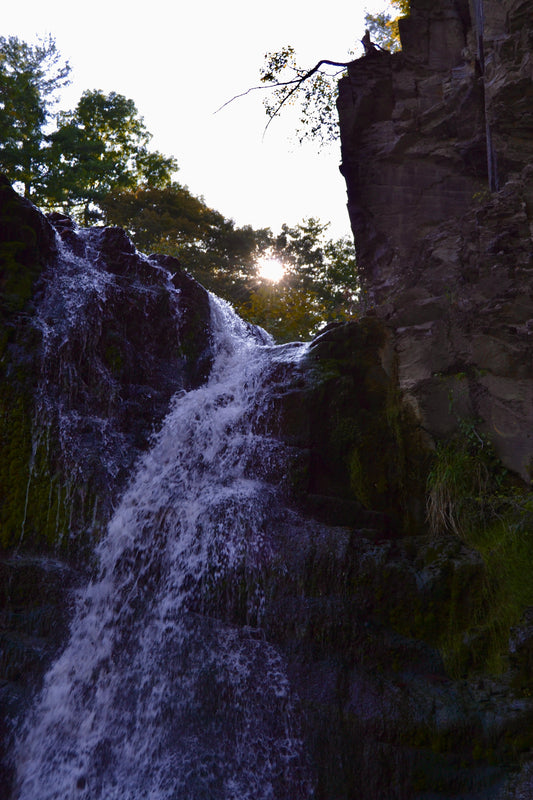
{"left": 0, "top": 179, "right": 212, "bottom": 556}
{"left": 0, "top": 555, "right": 76, "bottom": 799}
{"left": 338, "top": 0, "right": 533, "bottom": 479}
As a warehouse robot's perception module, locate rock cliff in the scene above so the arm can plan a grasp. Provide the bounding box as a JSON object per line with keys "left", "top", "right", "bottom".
{"left": 0, "top": 176, "right": 212, "bottom": 792}
{"left": 1, "top": 2, "right": 533, "bottom": 792}
{"left": 0, "top": 176, "right": 212, "bottom": 558}
{"left": 338, "top": 0, "right": 533, "bottom": 481}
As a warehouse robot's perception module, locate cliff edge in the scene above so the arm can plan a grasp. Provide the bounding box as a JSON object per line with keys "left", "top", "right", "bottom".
{"left": 338, "top": 0, "right": 533, "bottom": 480}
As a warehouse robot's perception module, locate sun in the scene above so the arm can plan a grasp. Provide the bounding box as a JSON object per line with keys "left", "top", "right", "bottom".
{"left": 256, "top": 255, "right": 286, "bottom": 283}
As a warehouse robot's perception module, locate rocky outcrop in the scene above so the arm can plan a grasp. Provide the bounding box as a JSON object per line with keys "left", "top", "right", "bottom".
{"left": 260, "top": 317, "right": 533, "bottom": 799}
{"left": 338, "top": 0, "right": 533, "bottom": 480}
{"left": 0, "top": 178, "right": 214, "bottom": 795}
{"left": 0, "top": 177, "right": 212, "bottom": 558}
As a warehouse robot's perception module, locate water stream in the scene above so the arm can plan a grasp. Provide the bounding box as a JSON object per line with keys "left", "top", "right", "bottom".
{"left": 11, "top": 294, "right": 315, "bottom": 799}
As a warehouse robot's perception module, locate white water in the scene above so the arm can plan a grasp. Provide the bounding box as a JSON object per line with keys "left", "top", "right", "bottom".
{"left": 12, "top": 295, "right": 314, "bottom": 800}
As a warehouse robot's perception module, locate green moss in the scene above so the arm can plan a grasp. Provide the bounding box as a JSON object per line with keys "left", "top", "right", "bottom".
{"left": 305, "top": 317, "right": 431, "bottom": 529}
{"left": 0, "top": 387, "right": 32, "bottom": 547}
{"left": 426, "top": 421, "right": 533, "bottom": 678}
{"left": 0, "top": 238, "right": 36, "bottom": 314}
{"left": 0, "top": 382, "right": 104, "bottom": 555}
{"left": 103, "top": 341, "right": 124, "bottom": 376}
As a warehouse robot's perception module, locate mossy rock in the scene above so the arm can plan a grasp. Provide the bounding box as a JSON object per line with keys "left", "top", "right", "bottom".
{"left": 298, "top": 316, "right": 431, "bottom": 532}
{"left": 0, "top": 176, "right": 55, "bottom": 330}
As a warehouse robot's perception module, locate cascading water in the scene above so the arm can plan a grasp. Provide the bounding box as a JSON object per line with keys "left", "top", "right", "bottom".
{"left": 11, "top": 291, "right": 315, "bottom": 799}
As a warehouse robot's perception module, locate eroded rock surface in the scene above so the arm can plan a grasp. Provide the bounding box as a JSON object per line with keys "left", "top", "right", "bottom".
{"left": 338, "top": 0, "right": 533, "bottom": 480}
{"left": 0, "top": 177, "right": 212, "bottom": 557}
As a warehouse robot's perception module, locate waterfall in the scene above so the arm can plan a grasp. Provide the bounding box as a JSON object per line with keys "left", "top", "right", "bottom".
{"left": 11, "top": 294, "right": 315, "bottom": 800}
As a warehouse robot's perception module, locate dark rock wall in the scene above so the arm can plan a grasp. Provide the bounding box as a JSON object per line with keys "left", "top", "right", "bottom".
{"left": 0, "top": 178, "right": 212, "bottom": 558}
{"left": 338, "top": 0, "right": 533, "bottom": 479}
{"left": 0, "top": 178, "right": 212, "bottom": 796}
{"left": 2, "top": 5, "right": 533, "bottom": 790}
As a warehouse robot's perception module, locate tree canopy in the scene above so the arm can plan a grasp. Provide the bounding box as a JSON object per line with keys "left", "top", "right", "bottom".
{"left": 0, "top": 34, "right": 360, "bottom": 342}
{"left": 238, "top": 221, "right": 358, "bottom": 341}
{"left": 102, "top": 185, "right": 358, "bottom": 341}
{"left": 365, "top": 0, "right": 410, "bottom": 52}
{"left": 0, "top": 36, "right": 175, "bottom": 222}
{"left": 0, "top": 35, "right": 71, "bottom": 201}
{"left": 46, "top": 90, "right": 176, "bottom": 223}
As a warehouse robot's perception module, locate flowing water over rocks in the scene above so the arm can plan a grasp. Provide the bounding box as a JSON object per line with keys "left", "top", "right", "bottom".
{"left": 11, "top": 296, "right": 315, "bottom": 800}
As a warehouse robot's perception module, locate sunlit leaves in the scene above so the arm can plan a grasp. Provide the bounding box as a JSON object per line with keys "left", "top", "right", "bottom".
{"left": 237, "top": 219, "right": 359, "bottom": 341}
{"left": 364, "top": 0, "right": 410, "bottom": 53}
{"left": 260, "top": 46, "right": 348, "bottom": 146}
{"left": 105, "top": 187, "right": 359, "bottom": 342}
{"left": 237, "top": 284, "right": 329, "bottom": 343}
{"left": 46, "top": 90, "right": 177, "bottom": 223}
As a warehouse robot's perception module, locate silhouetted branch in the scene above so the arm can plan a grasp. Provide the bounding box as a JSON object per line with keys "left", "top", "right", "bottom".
{"left": 215, "top": 58, "right": 351, "bottom": 137}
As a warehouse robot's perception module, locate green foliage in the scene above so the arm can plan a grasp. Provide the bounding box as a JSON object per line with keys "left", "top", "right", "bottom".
{"left": 260, "top": 47, "right": 348, "bottom": 146}
{"left": 237, "top": 283, "right": 330, "bottom": 343}
{"left": 0, "top": 35, "right": 71, "bottom": 201}
{"left": 0, "top": 36, "right": 175, "bottom": 221}
{"left": 102, "top": 183, "right": 271, "bottom": 306}
{"left": 260, "top": 47, "right": 344, "bottom": 145}
{"left": 238, "top": 220, "right": 358, "bottom": 341}
{"left": 104, "top": 187, "right": 359, "bottom": 341}
{"left": 426, "top": 419, "right": 533, "bottom": 676}
{"left": 46, "top": 90, "right": 177, "bottom": 224}
{"left": 427, "top": 418, "right": 508, "bottom": 539}
{"left": 258, "top": 2, "right": 410, "bottom": 144}
{"left": 364, "top": 12, "right": 402, "bottom": 52}
{"left": 0, "top": 35, "right": 358, "bottom": 340}
{"left": 364, "top": 0, "right": 410, "bottom": 52}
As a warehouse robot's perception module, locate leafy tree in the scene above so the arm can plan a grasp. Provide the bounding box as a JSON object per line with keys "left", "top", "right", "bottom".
{"left": 246, "top": 0, "right": 410, "bottom": 145}
{"left": 103, "top": 186, "right": 358, "bottom": 341}
{"left": 237, "top": 283, "right": 330, "bottom": 343}
{"left": 364, "top": 0, "right": 410, "bottom": 52}
{"left": 0, "top": 35, "right": 70, "bottom": 201}
{"left": 238, "top": 219, "right": 358, "bottom": 341}
{"left": 101, "top": 183, "right": 271, "bottom": 305}
{"left": 0, "top": 36, "right": 176, "bottom": 220}
{"left": 46, "top": 90, "right": 177, "bottom": 223}
{"left": 259, "top": 47, "right": 348, "bottom": 145}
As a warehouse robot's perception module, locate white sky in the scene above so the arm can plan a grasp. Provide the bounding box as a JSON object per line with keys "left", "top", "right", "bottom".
{"left": 3, "top": 0, "right": 390, "bottom": 240}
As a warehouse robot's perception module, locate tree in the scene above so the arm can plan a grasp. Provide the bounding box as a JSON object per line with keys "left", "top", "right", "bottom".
{"left": 237, "top": 283, "right": 330, "bottom": 343}
{"left": 0, "top": 36, "right": 177, "bottom": 220}
{"left": 102, "top": 187, "right": 358, "bottom": 341}
{"left": 237, "top": 219, "right": 358, "bottom": 341}
{"left": 364, "top": 0, "right": 410, "bottom": 52}
{"left": 0, "top": 35, "right": 70, "bottom": 201}
{"left": 46, "top": 90, "right": 177, "bottom": 223}
{"left": 234, "top": 1, "right": 410, "bottom": 145}
{"left": 259, "top": 47, "right": 349, "bottom": 145}
{"left": 101, "top": 183, "right": 271, "bottom": 305}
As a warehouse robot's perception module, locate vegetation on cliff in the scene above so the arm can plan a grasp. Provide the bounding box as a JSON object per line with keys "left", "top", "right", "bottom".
{"left": 426, "top": 419, "right": 533, "bottom": 677}
{"left": 246, "top": 0, "right": 410, "bottom": 146}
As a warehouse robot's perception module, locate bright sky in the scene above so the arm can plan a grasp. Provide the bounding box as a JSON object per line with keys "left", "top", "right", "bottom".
{"left": 3, "top": 0, "right": 390, "bottom": 240}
